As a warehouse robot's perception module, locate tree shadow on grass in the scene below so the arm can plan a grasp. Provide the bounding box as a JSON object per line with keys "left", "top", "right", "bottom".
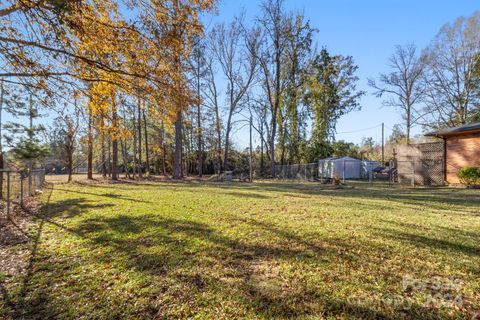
{"left": 0, "top": 186, "right": 117, "bottom": 319}
{"left": 53, "top": 187, "right": 152, "bottom": 204}
{"left": 41, "top": 197, "right": 115, "bottom": 219}
{"left": 29, "top": 209, "right": 467, "bottom": 319}
{"left": 236, "top": 183, "right": 480, "bottom": 215}
{"left": 373, "top": 220, "right": 480, "bottom": 258}
{"left": 217, "top": 191, "right": 272, "bottom": 199}
{"left": 2, "top": 218, "right": 66, "bottom": 320}
{"left": 8, "top": 183, "right": 476, "bottom": 319}
{"left": 86, "top": 180, "right": 480, "bottom": 215}
{"left": 374, "top": 227, "right": 480, "bottom": 257}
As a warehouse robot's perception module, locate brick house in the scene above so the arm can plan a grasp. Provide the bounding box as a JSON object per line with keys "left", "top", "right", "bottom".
{"left": 426, "top": 122, "right": 480, "bottom": 184}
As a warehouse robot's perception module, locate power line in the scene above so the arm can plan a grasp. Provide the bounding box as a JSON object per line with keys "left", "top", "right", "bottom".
{"left": 336, "top": 124, "right": 383, "bottom": 134}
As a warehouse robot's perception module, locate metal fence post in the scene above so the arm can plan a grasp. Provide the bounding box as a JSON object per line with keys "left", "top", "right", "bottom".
{"left": 342, "top": 160, "right": 346, "bottom": 184}
{"left": 369, "top": 163, "right": 373, "bottom": 184}
{"left": 412, "top": 160, "right": 416, "bottom": 187}
{"left": 322, "top": 163, "right": 324, "bottom": 183}
{"left": 388, "top": 163, "right": 392, "bottom": 187}
{"left": 28, "top": 168, "right": 32, "bottom": 196}
{"left": 319, "top": 162, "right": 323, "bottom": 183}
{"left": 6, "top": 171, "right": 10, "bottom": 220}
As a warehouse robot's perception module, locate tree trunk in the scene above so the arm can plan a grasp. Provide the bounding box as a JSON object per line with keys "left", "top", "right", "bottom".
{"left": 279, "top": 122, "right": 286, "bottom": 166}
{"left": 161, "top": 120, "right": 167, "bottom": 176}
{"left": 406, "top": 103, "right": 411, "bottom": 144}
{"left": 271, "top": 23, "right": 282, "bottom": 178}
{"left": 107, "top": 138, "right": 111, "bottom": 177}
{"left": 111, "top": 94, "right": 118, "bottom": 181}
{"left": 67, "top": 146, "right": 73, "bottom": 183}
{"left": 112, "top": 139, "right": 118, "bottom": 180}
{"left": 137, "top": 99, "right": 143, "bottom": 178}
{"left": 173, "top": 109, "right": 183, "bottom": 179}
{"left": 87, "top": 107, "right": 93, "bottom": 180}
{"left": 143, "top": 109, "right": 150, "bottom": 175}
{"left": 270, "top": 120, "right": 277, "bottom": 177}
{"left": 214, "top": 107, "right": 222, "bottom": 174}
{"left": 259, "top": 121, "right": 265, "bottom": 177}
{"left": 196, "top": 103, "right": 202, "bottom": 177}
{"left": 0, "top": 79, "right": 4, "bottom": 198}
{"left": 132, "top": 109, "right": 137, "bottom": 180}
{"left": 101, "top": 132, "right": 107, "bottom": 177}
{"left": 223, "top": 123, "right": 231, "bottom": 171}
{"left": 260, "top": 133, "right": 264, "bottom": 177}
{"left": 186, "top": 121, "right": 194, "bottom": 176}
{"left": 0, "top": 153, "right": 3, "bottom": 199}
{"left": 172, "top": 7, "right": 183, "bottom": 179}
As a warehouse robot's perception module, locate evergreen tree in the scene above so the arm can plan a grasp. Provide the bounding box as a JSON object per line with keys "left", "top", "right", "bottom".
{"left": 4, "top": 92, "right": 49, "bottom": 167}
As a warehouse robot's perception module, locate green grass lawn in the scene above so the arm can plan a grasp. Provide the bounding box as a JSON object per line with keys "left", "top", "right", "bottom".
{"left": 1, "top": 180, "right": 479, "bottom": 319}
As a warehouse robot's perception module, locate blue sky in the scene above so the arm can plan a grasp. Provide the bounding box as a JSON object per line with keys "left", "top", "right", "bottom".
{"left": 207, "top": 0, "right": 479, "bottom": 147}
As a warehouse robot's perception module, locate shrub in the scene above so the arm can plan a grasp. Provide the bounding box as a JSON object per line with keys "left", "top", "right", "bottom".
{"left": 457, "top": 166, "right": 480, "bottom": 186}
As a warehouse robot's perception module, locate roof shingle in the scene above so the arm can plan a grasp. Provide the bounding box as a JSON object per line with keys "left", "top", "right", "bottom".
{"left": 425, "top": 122, "right": 480, "bottom": 137}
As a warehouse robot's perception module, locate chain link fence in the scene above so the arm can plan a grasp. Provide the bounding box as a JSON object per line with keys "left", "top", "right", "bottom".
{"left": 275, "top": 160, "right": 379, "bottom": 183}
{"left": 0, "top": 169, "right": 45, "bottom": 220}
{"left": 274, "top": 158, "right": 445, "bottom": 186}
{"left": 396, "top": 159, "right": 444, "bottom": 186}
{"left": 275, "top": 163, "right": 320, "bottom": 181}
{"left": 318, "top": 159, "right": 379, "bottom": 182}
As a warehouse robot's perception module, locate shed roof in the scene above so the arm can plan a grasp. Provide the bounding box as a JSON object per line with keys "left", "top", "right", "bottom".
{"left": 319, "top": 156, "right": 360, "bottom": 161}
{"left": 425, "top": 122, "right": 480, "bottom": 137}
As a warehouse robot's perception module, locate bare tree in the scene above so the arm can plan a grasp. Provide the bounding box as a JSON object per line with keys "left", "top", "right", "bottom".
{"left": 368, "top": 44, "right": 425, "bottom": 143}
{"left": 209, "top": 15, "right": 258, "bottom": 171}
{"left": 87, "top": 95, "right": 94, "bottom": 179}
{"left": 256, "top": 0, "right": 289, "bottom": 176}
{"left": 203, "top": 55, "right": 223, "bottom": 174}
{"left": 189, "top": 38, "right": 208, "bottom": 177}
{"left": 63, "top": 112, "right": 80, "bottom": 183}
{"left": 143, "top": 107, "right": 150, "bottom": 175}
{"left": 0, "top": 80, "right": 5, "bottom": 197}
{"left": 248, "top": 96, "right": 271, "bottom": 176}
{"left": 137, "top": 98, "right": 143, "bottom": 178}
{"left": 111, "top": 92, "right": 119, "bottom": 180}
{"left": 49, "top": 98, "right": 81, "bottom": 183}
{"left": 421, "top": 12, "right": 480, "bottom": 128}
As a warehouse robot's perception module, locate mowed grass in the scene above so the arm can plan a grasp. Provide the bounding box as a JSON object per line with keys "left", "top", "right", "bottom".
{"left": 1, "top": 180, "right": 480, "bottom": 319}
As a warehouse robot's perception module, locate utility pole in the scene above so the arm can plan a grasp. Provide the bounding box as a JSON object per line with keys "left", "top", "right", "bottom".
{"left": 249, "top": 115, "right": 253, "bottom": 183}
{"left": 381, "top": 122, "right": 385, "bottom": 165}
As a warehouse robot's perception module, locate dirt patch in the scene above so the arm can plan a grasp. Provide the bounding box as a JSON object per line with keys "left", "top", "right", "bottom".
{"left": 0, "top": 199, "right": 40, "bottom": 279}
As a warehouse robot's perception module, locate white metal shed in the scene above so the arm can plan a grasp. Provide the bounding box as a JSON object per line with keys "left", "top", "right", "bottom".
{"left": 319, "top": 156, "right": 365, "bottom": 179}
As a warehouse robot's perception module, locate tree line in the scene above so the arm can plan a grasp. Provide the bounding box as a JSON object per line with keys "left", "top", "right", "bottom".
{"left": 369, "top": 12, "right": 480, "bottom": 144}
{"left": 3, "top": 1, "right": 477, "bottom": 180}
{"left": 0, "top": 0, "right": 366, "bottom": 180}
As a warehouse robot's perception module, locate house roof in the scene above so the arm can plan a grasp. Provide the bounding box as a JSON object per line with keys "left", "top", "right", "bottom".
{"left": 425, "top": 122, "right": 480, "bottom": 137}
